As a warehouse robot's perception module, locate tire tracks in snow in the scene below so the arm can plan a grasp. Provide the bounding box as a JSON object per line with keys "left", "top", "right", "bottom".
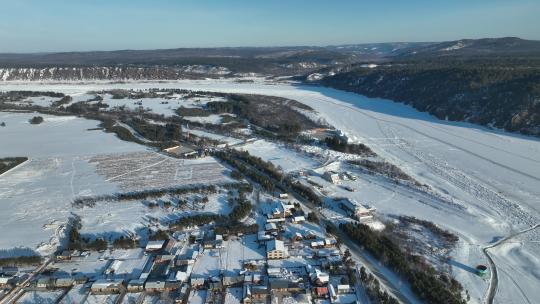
{"left": 310, "top": 96, "right": 538, "bottom": 226}
{"left": 483, "top": 223, "right": 540, "bottom": 304}
{"left": 104, "top": 157, "right": 167, "bottom": 182}
{"left": 315, "top": 96, "right": 540, "bottom": 183}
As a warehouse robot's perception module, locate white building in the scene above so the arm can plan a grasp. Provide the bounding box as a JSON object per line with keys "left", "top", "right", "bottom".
{"left": 266, "top": 239, "right": 287, "bottom": 259}
{"left": 339, "top": 198, "right": 376, "bottom": 221}
{"left": 323, "top": 171, "right": 341, "bottom": 184}
{"left": 145, "top": 240, "right": 166, "bottom": 252}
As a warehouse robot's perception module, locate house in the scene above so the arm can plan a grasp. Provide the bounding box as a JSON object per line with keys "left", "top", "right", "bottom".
{"left": 339, "top": 198, "right": 376, "bottom": 221}
{"left": 257, "top": 231, "right": 272, "bottom": 242}
{"left": 145, "top": 280, "right": 180, "bottom": 292}
{"left": 190, "top": 277, "right": 205, "bottom": 287}
{"left": 269, "top": 279, "right": 304, "bottom": 293}
{"left": 252, "top": 274, "right": 262, "bottom": 284}
{"left": 163, "top": 145, "right": 199, "bottom": 158}
{"left": 337, "top": 284, "right": 351, "bottom": 294}
{"left": 215, "top": 235, "right": 224, "bottom": 249}
{"left": 223, "top": 274, "right": 244, "bottom": 286}
{"left": 315, "top": 286, "right": 329, "bottom": 298}
{"left": 280, "top": 202, "right": 295, "bottom": 216}
{"left": 0, "top": 267, "right": 18, "bottom": 276}
{"left": 310, "top": 269, "right": 329, "bottom": 285}
{"left": 204, "top": 234, "right": 223, "bottom": 249}
{"left": 37, "top": 278, "right": 54, "bottom": 289}
{"left": 292, "top": 216, "right": 305, "bottom": 223}
{"left": 265, "top": 223, "right": 278, "bottom": 232}
{"left": 155, "top": 254, "right": 175, "bottom": 264}
{"left": 310, "top": 240, "right": 325, "bottom": 249}
{"left": 324, "top": 238, "right": 337, "bottom": 248}
{"left": 268, "top": 202, "right": 294, "bottom": 219}
{"left": 56, "top": 250, "right": 72, "bottom": 261}
{"left": 323, "top": 171, "right": 341, "bottom": 184}
{"left": 145, "top": 240, "right": 166, "bottom": 252}
{"left": 316, "top": 249, "right": 340, "bottom": 258}
{"left": 291, "top": 232, "right": 303, "bottom": 242}
{"left": 304, "top": 231, "right": 317, "bottom": 240}
{"left": 91, "top": 279, "right": 125, "bottom": 294}
{"left": 127, "top": 279, "right": 146, "bottom": 292}
{"left": 55, "top": 277, "right": 74, "bottom": 288}
{"left": 266, "top": 239, "right": 286, "bottom": 259}
{"left": 164, "top": 238, "right": 177, "bottom": 253}
{"left": 251, "top": 285, "right": 269, "bottom": 302}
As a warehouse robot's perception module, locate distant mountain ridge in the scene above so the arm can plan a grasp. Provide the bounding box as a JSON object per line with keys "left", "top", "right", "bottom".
{"left": 396, "top": 37, "right": 540, "bottom": 58}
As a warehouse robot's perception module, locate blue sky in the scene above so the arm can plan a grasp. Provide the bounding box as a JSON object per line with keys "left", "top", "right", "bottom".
{"left": 0, "top": 0, "right": 538, "bottom": 52}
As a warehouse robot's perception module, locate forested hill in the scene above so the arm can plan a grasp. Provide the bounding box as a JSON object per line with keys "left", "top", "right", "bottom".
{"left": 317, "top": 60, "right": 540, "bottom": 136}
{"left": 311, "top": 47, "right": 540, "bottom": 137}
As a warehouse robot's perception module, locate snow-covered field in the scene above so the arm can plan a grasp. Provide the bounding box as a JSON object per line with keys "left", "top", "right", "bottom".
{"left": 2, "top": 79, "right": 539, "bottom": 302}
{"left": 0, "top": 112, "right": 230, "bottom": 256}
{"left": 0, "top": 112, "right": 144, "bottom": 256}
{"left": 98, "top": 93, "right": 226, "bottom": 117}
{"left": 88, "top": 152, "right": 230, "bottom": 191}
{"left": 238, "top": 139, "right": 319, "bottom": 173}
{"left": 76, "top": 192, "right": 232, "bottom": 240}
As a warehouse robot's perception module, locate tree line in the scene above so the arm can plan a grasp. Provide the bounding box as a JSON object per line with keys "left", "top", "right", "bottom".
{"left": 341, "top": 222, "right": 466, "bottom": 304}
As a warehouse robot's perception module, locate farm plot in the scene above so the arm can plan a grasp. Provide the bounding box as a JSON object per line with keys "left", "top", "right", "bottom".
{"left": 0, "top": 112, "right": 144, "bottom": 255}
{"left": 87, "top": 152, "right": 231, "bottom": 191}
{"left": 75, "top": 191, "right": 232, "bottom": 239}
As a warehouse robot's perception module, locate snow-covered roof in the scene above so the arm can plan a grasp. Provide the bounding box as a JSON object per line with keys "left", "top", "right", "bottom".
{"left": 91, "top": 279, "right": 124, "bottom": 289}
{"left": 267, "top": 239, "right": 285, "bottom": 252}
{"left": 145, "top": 240, "right": 166, "bottom": 250}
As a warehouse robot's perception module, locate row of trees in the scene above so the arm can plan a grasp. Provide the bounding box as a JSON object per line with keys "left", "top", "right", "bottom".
{"left": 325, "top": 136, "right": 374, "bottom": 156}
{"left": 215, "top": 149, "right": 323, "bottom": 206}
{"left": 0, "top": 255, "right": 41, "bottom": 267}
{"left": 73, "top": 184, "right": 219, "bottom": 206}
{"left": 341, "top": 223, "right": 466, "bottom": 304}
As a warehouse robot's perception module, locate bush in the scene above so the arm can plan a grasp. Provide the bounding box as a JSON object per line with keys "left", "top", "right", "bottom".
{"left": 229, "top": 201, "right": 252, "bottom": 221}
{"left": 325, "top": 136, "right": 373, "bottom": 156}
{"left": 113, "top": 236, "right": 139, "bottom": 249}
{"left": 149, "top": 229, "right": 169, "bottom": 241}
{"left": 29, "top": 116, "right": 44, "bottom": 124}
{"left": 307, "top": 212, "right": 319, "bottom": 223}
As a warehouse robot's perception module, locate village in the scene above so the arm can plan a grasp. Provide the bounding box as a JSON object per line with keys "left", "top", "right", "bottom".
{"left": 0, "top": 187, "right": 377, "bottom": 304}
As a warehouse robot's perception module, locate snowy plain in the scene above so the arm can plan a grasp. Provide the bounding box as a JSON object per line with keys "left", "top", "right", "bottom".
{"left": 1, "top": 79, "right": 539, "bottom": 303}
{"left": 0, "top": 111, "right": 230, "bottom": 257}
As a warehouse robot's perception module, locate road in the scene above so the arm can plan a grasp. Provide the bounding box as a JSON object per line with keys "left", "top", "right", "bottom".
{"left": 483, "top": 223, "right": 540, "bottom": 304}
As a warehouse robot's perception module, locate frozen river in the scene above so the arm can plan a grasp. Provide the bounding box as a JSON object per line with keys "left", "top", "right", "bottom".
{"left": 1, "top": 79, "right": 539, "bottom": 303}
